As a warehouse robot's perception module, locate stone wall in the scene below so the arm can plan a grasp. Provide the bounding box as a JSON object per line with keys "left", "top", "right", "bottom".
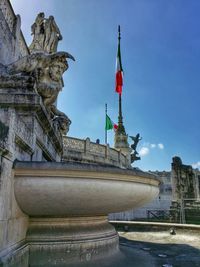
{"left": 0, "top": 82, "right": 63, "bottom": 260}
{"left": 0, "top": 116, "right": 29, "bottom": 259}
{"left": 0, "top": 0, "right": 63, "bottom": 260}
{"left": 0, "top": 0, "right": 29, "bottom": 65}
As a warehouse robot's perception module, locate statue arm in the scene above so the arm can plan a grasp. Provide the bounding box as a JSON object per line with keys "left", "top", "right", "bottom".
{"left": 31, "top": 23, "right": 36, "bottom": 35}
{"left": 52, "top": 20, "right": 62, "bottom": 40}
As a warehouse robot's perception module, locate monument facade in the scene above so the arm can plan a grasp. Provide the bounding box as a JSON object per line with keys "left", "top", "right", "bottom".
{"left": 0, "top": 1, "right": 159, "bottom": 266}
{"left": 0, "top": 1, "right": 74, "bottom": 264}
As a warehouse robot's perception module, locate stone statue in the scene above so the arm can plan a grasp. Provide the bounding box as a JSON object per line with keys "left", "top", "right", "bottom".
{"left": 44, "top": 16, "right": 62, "bottom": 53}
{"left": 7, "top": 51, "right": 75, "bottom": 110}
{"left": 4, "top": 13, "right": 75, "bottom": 136}
{"left": 29, "top": 13, "right": 45, "bottom": 53}
{"left": 7, "top": 51, "right": 74, "bottom": 74}
{"left": 53, "top": 115, "right": 71, "bottom": 136}
{"left": 129, "top": 133, "right": 142, "bottom": 163}
{"left": 29, "top": 13, "right": 62, "bottom": 54}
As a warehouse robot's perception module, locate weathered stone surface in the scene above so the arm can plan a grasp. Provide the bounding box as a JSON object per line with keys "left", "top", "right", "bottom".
{"left": 0, "top": 8, "right": 74, "bottom": 132}
{"left": 28, "top": 216, "right": 119, "bottom": 265}
{"left": 4, "top": 51, "right": 74, "bottom": 121}
{"left": 13, "top": 159, "right": 159, "bottom": 265}
{"left": 13, "top": 161, "right": 159, "bottom": 216}
{"left": 0, "top": 72, "right": 66, "bottom": 156}
{"left": 170, "top": 156, "right": 200, "bottom": 223}
{"left": 114, "top": 133, "right": 131, "bottom": 166}
{"left": 171, "top": 156, "right": 195, "bottom": 200}
{"left": 0, "top": 0, "right": 28, "bottom": 65}
{"left": 63, "top": 136, "right": 130, "bottom": 168}
{"left": 0, "top": 155, "right": 29, "bottom": 253}
{"left": 0, "top": 242, "right": 29, "bottom": 267}
{"left": 0, "top": 0, "right": 73, "bottom": 259}
{"left": 29, "top": 13, "right": 63, "bottom": 54}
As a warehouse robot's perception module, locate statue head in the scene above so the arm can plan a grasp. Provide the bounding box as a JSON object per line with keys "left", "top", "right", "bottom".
{"left": 49, "top": 60, "right": 67, "bottom": 82}
{"left": 53, "top": 115, "right": 71, "bottom": 135}
{"left": 49, "top": 15, "right": 54, "bottom": 21}
{"left": 37, "top": 12, "right": 45, "bottom": 20}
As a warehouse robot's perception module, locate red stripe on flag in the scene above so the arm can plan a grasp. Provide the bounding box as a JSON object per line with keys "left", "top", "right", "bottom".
{"left": 113, "top": 124, "right": 118, "bottom": 130}
{"left": 115, "top": 70, "right": 123, "bottom": 94}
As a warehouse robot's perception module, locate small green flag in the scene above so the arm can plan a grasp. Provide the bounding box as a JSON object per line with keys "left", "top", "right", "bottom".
{"left": 105, "top": 115, "right": 118, "bottom": 131}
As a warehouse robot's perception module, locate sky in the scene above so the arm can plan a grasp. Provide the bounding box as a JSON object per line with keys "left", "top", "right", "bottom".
{"left": 11, "top": 0, "right": 200, "bottom": 171}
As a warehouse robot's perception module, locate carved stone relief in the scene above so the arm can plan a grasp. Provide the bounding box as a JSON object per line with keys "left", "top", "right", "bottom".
{"left": 1, "top": 12, "right": 75, "bottom": 136}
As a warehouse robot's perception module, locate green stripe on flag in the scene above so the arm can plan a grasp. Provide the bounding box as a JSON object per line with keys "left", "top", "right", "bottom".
{"left": 105, "top": 115, "right": 113, "bottom": 130}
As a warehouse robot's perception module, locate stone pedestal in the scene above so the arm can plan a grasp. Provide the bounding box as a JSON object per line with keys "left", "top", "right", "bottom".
{"left": 114, "top": 132, "right": 131, "bottom": 165}
{"left": 28, "top": 217, "right": 119, "bottom": 266}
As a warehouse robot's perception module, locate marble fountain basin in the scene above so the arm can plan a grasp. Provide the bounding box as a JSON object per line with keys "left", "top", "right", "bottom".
{"left": 13, "top": 161, "right": 160, "bottom": 266}
{"left": 14, "top": 161, "right": 159, "bottom": 217}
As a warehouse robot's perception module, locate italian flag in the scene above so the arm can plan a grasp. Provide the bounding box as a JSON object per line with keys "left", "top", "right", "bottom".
{"left": 115, "top": 30, "right": 123, "bottom": 94}
{"left": 105, "top": 115, "right": 118, "bottom": 131}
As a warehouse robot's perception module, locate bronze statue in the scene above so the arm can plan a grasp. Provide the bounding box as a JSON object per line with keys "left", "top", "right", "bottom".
{"left": 129, "top": 133, "right": 142, "bottom": 151}
{"left": 129, "top": 133, "right": 142, "bottom": 163}
{"left": 131, "top": 151, "right": 141, "bottom": 163}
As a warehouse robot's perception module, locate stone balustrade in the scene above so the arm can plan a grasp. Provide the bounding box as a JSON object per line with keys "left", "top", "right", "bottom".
{"left": 63, "top": 136, "right": 130, "bottom": 168}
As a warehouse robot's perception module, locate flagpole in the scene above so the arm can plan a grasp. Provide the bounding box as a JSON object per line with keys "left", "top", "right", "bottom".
{"left": 114, "top": 25, "right": 129, "bottom": 156}
{"left": 105, "top": 103, "right": 107, "bottom": 144}
{"left": 117, "top": 26, "right": 125, "bottom": 135}
{"left": 118, "top": 26, "right": 122, "bottom": 127}
{"left": 118, "top": 93, "right": 122, "bottom": 126}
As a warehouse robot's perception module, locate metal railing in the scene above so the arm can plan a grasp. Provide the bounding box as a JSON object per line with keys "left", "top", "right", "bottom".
{"left": 109, "top": 198, "right": 200, "bottom": 225}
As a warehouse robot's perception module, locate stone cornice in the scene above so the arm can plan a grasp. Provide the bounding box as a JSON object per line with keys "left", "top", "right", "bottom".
{"left": 15, "top": 135, "right": 33, "bottom": 155}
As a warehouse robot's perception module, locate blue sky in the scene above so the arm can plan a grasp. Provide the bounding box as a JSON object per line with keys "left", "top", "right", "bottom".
{"left": 11, "top": 0, "right": 200, "bottom": 171}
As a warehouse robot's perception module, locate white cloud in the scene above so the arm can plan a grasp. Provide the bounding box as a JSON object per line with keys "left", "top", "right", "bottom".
{"left": 158, "top": 143, "right": 164, "bottom": 149}
{"left": 139, "top": 147, "right": 150, "bottom": 157}
{"left": 192, "top": 161, "right": 200, "bottom": 169}
{"left": 137, "top": 142, "right": 164, "bottom": 158}
{"left": 150, "top": 144, "right": 156, "bottom": 148}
